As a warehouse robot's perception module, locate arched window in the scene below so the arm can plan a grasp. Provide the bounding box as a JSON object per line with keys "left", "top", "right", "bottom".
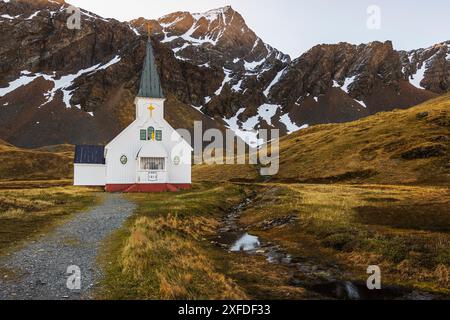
{"left": 147, "top": 127, "right": 155, "bottom": 141}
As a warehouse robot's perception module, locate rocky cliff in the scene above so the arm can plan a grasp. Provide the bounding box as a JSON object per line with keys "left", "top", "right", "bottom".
{"left": 0, "top": 0, "right": 448, "bottom": 148}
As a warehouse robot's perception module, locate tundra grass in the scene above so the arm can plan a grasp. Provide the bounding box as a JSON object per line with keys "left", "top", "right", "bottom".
{"left": 239, "top": 183, "right": 450, "bottom": 295}
{"left": 97, "top": 183, "right": 250, "bottom": 300}
{"left": 0, "top": 186, "right": 98, "bottom": 257}
{"left": 273, "top": 94, "right": 450, "bottom": 184}
{"left": 0, "top": 143, "right": 74, "bottom": 181}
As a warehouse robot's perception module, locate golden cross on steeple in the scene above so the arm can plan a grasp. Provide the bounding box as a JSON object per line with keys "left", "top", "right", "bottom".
{"left": 147, "top": 105, "right": 155, "bottom": 118}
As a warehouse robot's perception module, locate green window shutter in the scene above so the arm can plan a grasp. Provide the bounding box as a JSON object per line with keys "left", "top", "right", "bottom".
{"left": 156, "top": 130, "right": 162, "bottom": 141}
{"left": 140, "top": 130, "right": 147, "bottom": 141}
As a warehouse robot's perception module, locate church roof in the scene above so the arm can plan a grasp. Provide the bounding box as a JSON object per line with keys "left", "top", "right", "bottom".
{"left": 138, "top": 41, "right": 165, "bottom": 99}
{"left": 74, "top": 145, "right": 105, "bottom": 164}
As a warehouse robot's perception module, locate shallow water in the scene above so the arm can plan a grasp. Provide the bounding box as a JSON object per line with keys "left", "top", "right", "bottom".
{"left": 230, "top": 233, "right": 261, "bottom": 252}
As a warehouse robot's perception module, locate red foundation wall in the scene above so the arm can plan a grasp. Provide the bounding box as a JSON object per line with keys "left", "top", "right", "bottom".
{"left": 105, "top": 184, "right": 191, "bottom": 193}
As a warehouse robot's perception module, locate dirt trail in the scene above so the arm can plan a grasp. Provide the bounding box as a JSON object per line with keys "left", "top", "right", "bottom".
{"left": 0, "top": 193, "right": 135, "bottom": 300}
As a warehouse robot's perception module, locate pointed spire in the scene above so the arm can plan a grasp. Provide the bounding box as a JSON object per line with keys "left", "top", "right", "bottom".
{"left": 138, "top": 40, "right": 165, "bottom": 99}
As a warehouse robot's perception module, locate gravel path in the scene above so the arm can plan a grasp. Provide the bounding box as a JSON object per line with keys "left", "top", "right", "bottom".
{"left": 0, "top": 193, "right": 135, "bottom": 300}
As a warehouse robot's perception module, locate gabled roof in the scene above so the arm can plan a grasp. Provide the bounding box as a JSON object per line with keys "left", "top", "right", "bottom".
{"left": 74, "top": 145, "right": 105, "bottom": 164}
{"left": 138, "top": 41, "right": 165, "bottom": 99}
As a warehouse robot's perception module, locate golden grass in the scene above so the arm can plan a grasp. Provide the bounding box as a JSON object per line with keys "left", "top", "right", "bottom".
{"left": 0, "top": 186, "right": 98, "bottom": 256}
{"left": 97, "top": 183, "right": 249, "bottom": 300}
{"left": 239, "top": 183, "right": 450, "bottom": 294}
{"left": 193, "top": 163, "right": 259, "bottom": 182}
{"left": 0, "top": 180, "right": 73, "bottom": 190}
{"left": 120, "top": 216, "right": 246, "bottom": 300}
{"left": 0, "top": 143, "right": 74, "bottom": 181}
{"left": 273, "top": 94, "right": 450, "bottom": 184}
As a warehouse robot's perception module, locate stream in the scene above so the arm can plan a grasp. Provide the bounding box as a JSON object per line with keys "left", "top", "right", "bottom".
{"left": 211, "top": 197, "right": 436, "bottom": 300}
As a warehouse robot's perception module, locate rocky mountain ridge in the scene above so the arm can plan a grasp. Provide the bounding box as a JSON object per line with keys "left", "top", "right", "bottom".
{"left": 0, "top": 0, "right": 448, "bottom": 148}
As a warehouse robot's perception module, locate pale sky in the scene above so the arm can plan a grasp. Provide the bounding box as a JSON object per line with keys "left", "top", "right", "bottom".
{"left": 69, "top": 0, "right": 449, "bottom": 57}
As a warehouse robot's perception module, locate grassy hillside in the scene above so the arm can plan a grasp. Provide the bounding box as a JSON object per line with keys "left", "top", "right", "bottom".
{"left": 275, "top": 94, "right": 449, "bottom": 184}
{"left": 0, "top": 141, "right": 73, "bottom": 181}
{"left": 194, "top": 94, "right": 450, "bottom": 185}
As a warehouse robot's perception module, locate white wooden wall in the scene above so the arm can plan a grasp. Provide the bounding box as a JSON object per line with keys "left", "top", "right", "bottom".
{"left": 105, "top": 98, "right": 192, "bottom": 185}
{"left": 74, "top": 164, "right": 106, "bottom": 186}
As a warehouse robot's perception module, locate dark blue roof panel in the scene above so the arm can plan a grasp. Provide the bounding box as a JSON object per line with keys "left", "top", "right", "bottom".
{"left": 74, "top": 145, "right": 105, "bottom": 164}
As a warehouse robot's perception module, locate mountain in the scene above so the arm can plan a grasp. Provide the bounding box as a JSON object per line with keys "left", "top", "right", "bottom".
{"left": 0, "top": 0, "right": 226, "bottom": 148}
{"left": 0, "top": 0, "right": 449, "bottom": 148}
{"left": 194, "top": 93, "right": 450, "bottom": 185}
{"left": 268, "top": 41, "right": 441, "bottom": 126}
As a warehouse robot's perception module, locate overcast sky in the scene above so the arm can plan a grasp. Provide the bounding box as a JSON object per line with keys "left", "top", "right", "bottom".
{"left": 69, "top": 0, "right": 449, "bottom": 57}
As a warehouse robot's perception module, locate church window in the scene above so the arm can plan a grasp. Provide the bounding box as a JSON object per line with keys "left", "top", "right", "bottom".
{"left": 148, "top": 127, "right": 155, "bottom": 141}
{"left": 140, "top": 157, "right": 165, "bottom": 171}
{"left": 155, "top": 130, "right": 162, "bottom": 141}
{"left": 140, "top": 130, "right": 147, "bottom": 141}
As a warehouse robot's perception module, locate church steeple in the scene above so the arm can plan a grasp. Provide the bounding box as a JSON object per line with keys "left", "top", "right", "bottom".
{"left": 138, "top": 40, "right": 164, "bottom": 99}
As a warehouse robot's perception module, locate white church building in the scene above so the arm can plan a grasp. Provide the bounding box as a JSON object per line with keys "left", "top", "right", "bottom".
{"left": 74, "top": 40, "right": 192, "bottom": 192}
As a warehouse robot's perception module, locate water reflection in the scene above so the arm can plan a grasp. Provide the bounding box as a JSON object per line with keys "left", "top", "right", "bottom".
{"left": 230, "top": 233, "right": 261, "bottom": 252}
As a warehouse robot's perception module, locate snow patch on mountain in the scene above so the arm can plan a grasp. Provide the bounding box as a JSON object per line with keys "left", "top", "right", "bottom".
{"left": 232, "top": 79, "right": 243, "bottom": 92}
{"left": 128, "top": 23, "right": 140, "bottom": 35}
{"left": 264, "top": 67, "right": 286, "bottom": 97}
{"left": 224, "top": 108, "right": 264, "bottom": 147}
{"left": 279, "top": 114, "right": 308, "bottom": 134}
{"left": 192, "top": 6, "right": 231, "bottom": 23}
{"left": 81, "top": 9, "right": 110, "bottom": 22}
{"left": 26, "top": 10, "right": 41, "bottom": 20}
{"left": 342, "top": 75, "right": 357, "bottom": 93}
{"left": 354, "top": 99, "right": 367, "bottom": 108}
{"left": 244, "top": 58, "right": 265, "bottom": 73}
{"left": 0, "top": 71, "right": 39, "bottom": 97}
{"left": 258, "top": 104, "right": 280, "bottom": 126}
{"left": 161, "top": 7, "right": 232, "bottom": 47}
{"left": 215, "top": 69, "right": 232, "bottom": 95}
{"left": 409, "top": 60, "right": 427, "bottom": 89}
{"left": 1, "top": 56, "right": 121, "bottom": 113}
{"left": 1, "top": 14, "right": 20, "bottom": 19}
{"left": 189, "top": 104, "right": 205, "bottom": 115}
